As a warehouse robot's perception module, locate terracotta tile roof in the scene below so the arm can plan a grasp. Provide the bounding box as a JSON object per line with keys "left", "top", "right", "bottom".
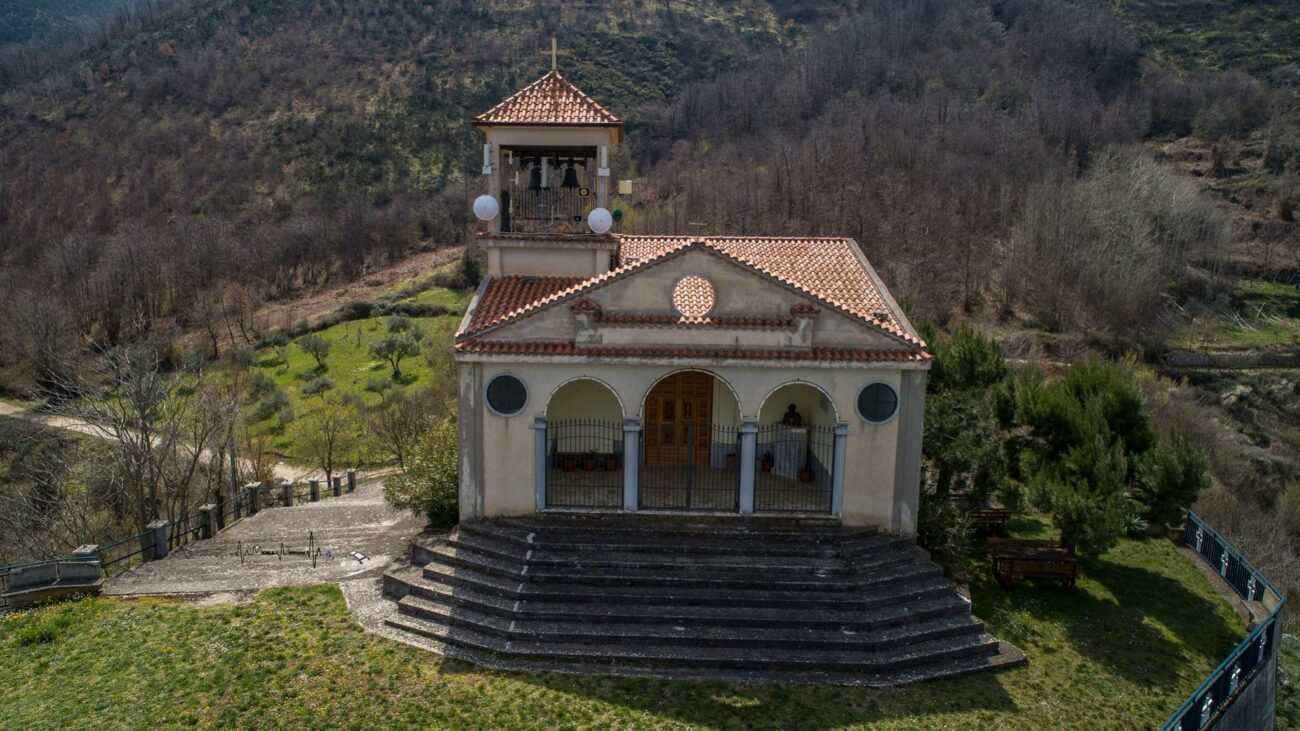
{"left": 475, "top": 71, "right": 621, "bottom": 127}
{"left": 456, "top": 340, "right": 930, "bottom": 362}
{"left": 459, "top": 236, "right": 926, "bottom": 359}
{"left": 460, "top": 276, "right": 584, "bottom": 337}
{"left": 596, "top": 313, "right": 796, "bottom": 329}
{"left": 620, "top": 236, "right": 905, "bottom": 336}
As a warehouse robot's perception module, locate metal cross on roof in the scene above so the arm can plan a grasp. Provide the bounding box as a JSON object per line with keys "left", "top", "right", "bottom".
{"left": 542, "top": 36, "right": 570, "bottom": 71}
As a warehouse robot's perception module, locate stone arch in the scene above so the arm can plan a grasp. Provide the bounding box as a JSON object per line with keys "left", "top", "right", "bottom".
{"left": 638, "top": 368, "right": 743, "bottom": 423}
{"left": 757, "top": 380, "right": 841, "bottom": 428}
{"left": 546, "top": 376, "right": 625, "bottom": 423}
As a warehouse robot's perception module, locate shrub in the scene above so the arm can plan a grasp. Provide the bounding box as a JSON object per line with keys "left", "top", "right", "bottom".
{"left": 298, "top": 334, "right": 331, "bottom": 370}
{"left": 256, "top": 388, "right": 291, "bottom": 421}
{"left": 258, "top": 331, "right": 288, "bottom": 349}
{"left": 387, "top": 314, "right": 413, "bottom": 333}
{"left": 302, "top": 375, "right": 334, "bottom": 396}
{"left": 929, "top": 324, "right": 1007, "bottom": 392}
{"left": 383, "top": 418, "right": 459, "bottom": 527}
{"left": 277, "top": 404, "right": 296, "bottom": 428}
{"left": 1030, "top": 432, "right": 1128, "bottom": 557}
{"left": 1133, "top": 430, "right": 1210, "bottom": 527}
{"left": 340, "top": 300, "right": 375, "bottom": 320}
{"left": 250, "top": 371, "right": 278, "bottom": 400}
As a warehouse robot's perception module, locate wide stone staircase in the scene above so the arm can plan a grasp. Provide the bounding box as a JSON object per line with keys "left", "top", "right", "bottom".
{"left": 380, "top": 515, "right": 1024, "bottom": 685}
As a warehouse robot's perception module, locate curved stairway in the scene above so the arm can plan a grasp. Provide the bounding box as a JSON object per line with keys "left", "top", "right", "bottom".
{"left": 380, "top": 515, "right": 1024, "bottom": 685}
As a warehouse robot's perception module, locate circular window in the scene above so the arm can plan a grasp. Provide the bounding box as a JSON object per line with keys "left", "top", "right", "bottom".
{"left": 856, "top": 382, "right": 899, "bottom": 424}
{"left": 486, "top": 374, "right": 527, "bottom": 416}
{"left": 672, "top": 275, "right": 716, "bottom": 318}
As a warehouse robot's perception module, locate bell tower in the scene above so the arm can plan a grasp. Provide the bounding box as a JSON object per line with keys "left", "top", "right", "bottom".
{"left": 471, "top": 40, "right": 624, "bottom": 278}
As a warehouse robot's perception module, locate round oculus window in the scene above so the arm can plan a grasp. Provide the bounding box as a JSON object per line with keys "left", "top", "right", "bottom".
{"left": 672, "top": 275, "right": 716, "bottom": 318}
{"left": 486, "top": 374, "right": 527, "bottom": 416}
{"left": 857, "top": 382, "right": 899, "bottom": 424}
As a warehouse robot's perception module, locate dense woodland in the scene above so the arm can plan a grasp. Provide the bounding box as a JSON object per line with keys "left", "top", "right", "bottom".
{"left": 0, "top": 0, "right": 1297, "bottom": 616}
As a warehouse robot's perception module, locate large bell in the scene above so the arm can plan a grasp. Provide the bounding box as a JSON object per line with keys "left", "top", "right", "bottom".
{"left": 561, "top": 161, "right": 580, "bottom": 189}
{"left": 527, "top": 162, "right": 542, "bottom": 192}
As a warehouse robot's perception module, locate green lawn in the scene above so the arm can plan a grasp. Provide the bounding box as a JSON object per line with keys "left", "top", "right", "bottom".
{"left": 0, "top": 516, "right": 1246, "bottom": 729}
{"left": 250, "top": 311, "right": 461, "bottom": 461}
{"left": 1175, "top": 278, "right": 1300, "bottom": 352}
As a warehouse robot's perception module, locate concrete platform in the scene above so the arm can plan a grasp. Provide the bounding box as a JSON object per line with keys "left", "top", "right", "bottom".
{"left": 104, "top": 478, "right": 426, "bottom": 597}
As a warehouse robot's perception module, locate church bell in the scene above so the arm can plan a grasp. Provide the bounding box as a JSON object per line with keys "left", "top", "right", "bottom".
{"left": 527, "top": 161, "right": 542, "bottom": 192}
{"left": 561, "top": 161, "right": 580, "bottom": 189}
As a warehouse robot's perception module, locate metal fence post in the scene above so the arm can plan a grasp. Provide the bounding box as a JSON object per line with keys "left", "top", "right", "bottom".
{"left": 331, "top": 476, "right": 342, "bottom": 497}
{"left": 309, "top": 479, "right": 320, "bottom": 502}
{"left": 347, "top": 469, "right": 357, "bottom": 493}
{"left": 282, "top": 481, "right": 293, "bottom": 507}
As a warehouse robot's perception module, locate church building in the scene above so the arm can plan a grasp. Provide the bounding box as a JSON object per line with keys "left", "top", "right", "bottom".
{"left": 454, "top": 63, "right": 930, "bottom": 534}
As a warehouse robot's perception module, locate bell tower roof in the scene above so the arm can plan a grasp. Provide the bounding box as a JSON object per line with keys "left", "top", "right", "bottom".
{"left": 475, "top": 70, "right": 622, "bottom": 133}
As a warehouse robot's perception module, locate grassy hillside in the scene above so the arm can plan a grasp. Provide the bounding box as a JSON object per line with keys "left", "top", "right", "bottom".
{"left": 1102, "top": 0, "right": 1300, "bottom": 77}
{"left": 0, "top": 516, "right": 1243, "bottom": 729}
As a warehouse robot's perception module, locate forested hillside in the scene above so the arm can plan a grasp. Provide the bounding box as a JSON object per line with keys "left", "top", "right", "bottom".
{"left": 0, "top": 0, "right": 840, "bottom": 391}
{"left": 0, "top": 0, "right": 128, "bottom": 46}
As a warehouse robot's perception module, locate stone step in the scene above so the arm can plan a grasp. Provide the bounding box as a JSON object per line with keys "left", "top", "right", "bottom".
{"left": 397, "top": 594, "right": 985, "bottom": 651}
{"left": 496, "top": 516, "right": 861, "bottom": 542}
{"left": 384, "top": 613, "right": 999, "bottom": 674}
{"left": 382, "top": 619, "right": 1025, "bottom": 688}
{"left": 417, "top": 556, "right": 944, "bottom": 608}
{"left": 392, "top": 568, "right": 968, "bottom": 630}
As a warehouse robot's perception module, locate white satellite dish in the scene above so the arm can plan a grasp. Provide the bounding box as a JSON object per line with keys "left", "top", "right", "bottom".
{"left": 588, "top": 207, "right": 613, "bottom": 234}
{"left": 473, "top": 194, "right": 499, "bottom": 222}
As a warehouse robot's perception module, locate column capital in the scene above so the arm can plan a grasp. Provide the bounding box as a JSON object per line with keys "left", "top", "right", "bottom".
{"left": 531, "top": 416, "right": 548, "bottom": 430}
{"left": 740, "top": 420, "right": 758, "bottom": 434}
{"left": 622, "top": 417, "right": 642, "bottom": 432}
{"left": 834, "top": 422, "right": 850, "bottom": 436}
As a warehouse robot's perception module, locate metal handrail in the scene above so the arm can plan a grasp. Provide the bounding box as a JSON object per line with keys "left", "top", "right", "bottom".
{"left": 1162, "top": 511, "right": 1285, "bottom": 730}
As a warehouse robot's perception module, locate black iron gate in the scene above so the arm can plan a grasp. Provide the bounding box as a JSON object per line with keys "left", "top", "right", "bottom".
{"left": 639, "top": 424, "right": 740, "bottom": 511}
{"left": 545, "top": 419, "right": 623, "bottom": 508}
{"left": 754, "top": 423, "right": 835, "bottom": 513}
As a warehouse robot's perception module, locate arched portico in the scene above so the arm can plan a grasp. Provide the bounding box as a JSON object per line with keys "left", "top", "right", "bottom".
{"left": 753, "top": 380, "right": 843, "bottom": 514}
{"left": 637, "top": 369, "right": 743, "bottom": 511}
{"left": 541, "top": 377, "right": 625, "bottom": 510}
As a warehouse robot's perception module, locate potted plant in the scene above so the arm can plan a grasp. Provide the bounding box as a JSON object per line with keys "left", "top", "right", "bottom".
{"left": 798, "top": 467, "right": 814, "bottom": 483}
{"left": 604, "top": 453, "right": 620, "bottom": 471}
{"left": 760, "top": 452, "right": 774, "bottom": 473}
{"left": 725, "top": 453, "right": 737, "bottom": 471}
{"left": 582, "top": 450, "right": 598, "bottom": 471}
{"left": 561, "top": 455, "right": 577, "bottom": 472}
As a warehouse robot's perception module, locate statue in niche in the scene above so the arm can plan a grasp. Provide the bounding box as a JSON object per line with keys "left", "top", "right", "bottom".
{"left": 781, "top": 404, "right": 803, "bottom": 427}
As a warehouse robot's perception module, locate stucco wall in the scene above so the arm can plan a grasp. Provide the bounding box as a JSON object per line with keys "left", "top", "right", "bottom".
{"left": 459, "top": 357, "right": 923, "bottom": 532}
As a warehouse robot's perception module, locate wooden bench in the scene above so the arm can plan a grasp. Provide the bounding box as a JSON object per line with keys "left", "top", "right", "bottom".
{"left": 949, "top": 492, "right": 1012, "bottom": 535}
{"left": 988, "top": 538, "right": 1081, "bottom": 591}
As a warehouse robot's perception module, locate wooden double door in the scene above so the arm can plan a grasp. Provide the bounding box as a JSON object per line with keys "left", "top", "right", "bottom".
{"left": 644, "top": 372, "right": 713, "bottom": 467}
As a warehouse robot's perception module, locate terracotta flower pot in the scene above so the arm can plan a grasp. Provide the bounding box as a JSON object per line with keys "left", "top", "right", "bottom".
{"left": 582, "top": 457, "right": 597, "bottom": 471}
{"left": 798, "top": 468, "right": 814, "bottom": 483}
{"left": 561, "top": 459, "right": 577, "bottom": 473}
{"left": 604, "top": 456, "right": 619, "bottom": 471}
{"left": 760, "top": 459, "right": 774, "bottom": 473}
{"left": 725, "top": 454, "right": 737, "bottom": 470}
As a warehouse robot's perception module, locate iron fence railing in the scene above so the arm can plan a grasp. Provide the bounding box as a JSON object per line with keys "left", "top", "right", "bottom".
{"left": 545, "top": 419, "right": 624, "bottom": 509}
{"left": 99, "top": 529, "right": 154, "bottom": 577}
{"left": 638, "top": 423, "right": 741, "bottom": 512}
{"left": 1163, "top": 511, "right": 1284, "bottom": 730}
{"left": 754, "top": 423, "right": 835, "bottom": 514}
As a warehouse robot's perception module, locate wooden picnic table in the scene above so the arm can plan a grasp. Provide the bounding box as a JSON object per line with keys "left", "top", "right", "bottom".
{"left": 949, "top": 492, "right": 1012, "bottom": 535}
{"left": 988, "top": 538, "right": 1081, "bottom": 591}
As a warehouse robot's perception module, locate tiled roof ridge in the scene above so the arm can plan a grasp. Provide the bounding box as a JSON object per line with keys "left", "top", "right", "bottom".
{"left": 475, "top": 70, "right": 622, "bottom": 126}
{"left": 455, "top": 340, "right": 932, "bottom": 363}
{"left": 459, "top": 236, "right": 924, "bottom": 350}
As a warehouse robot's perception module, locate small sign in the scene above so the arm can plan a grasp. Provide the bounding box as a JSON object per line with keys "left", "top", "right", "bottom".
{"left": 577, "top": 187, "right": 590, "bottom": 197}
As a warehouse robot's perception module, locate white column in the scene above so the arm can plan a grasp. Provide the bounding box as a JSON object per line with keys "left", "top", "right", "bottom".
{"left": 739, "top": 421, "right": 758, "bottom": 514}
{"left": 832, "top": 422, "right": 849, "bottom": 517}
{"left": 532, "top": 417, "right": 548, "bottom": 512}
{"left": 623, "top": 418, "right": 641, "bottom": 512}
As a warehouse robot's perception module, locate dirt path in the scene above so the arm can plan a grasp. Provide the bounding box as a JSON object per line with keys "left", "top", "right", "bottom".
{"left": 0, "top": 399, "right": 316, "bottom": 483}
